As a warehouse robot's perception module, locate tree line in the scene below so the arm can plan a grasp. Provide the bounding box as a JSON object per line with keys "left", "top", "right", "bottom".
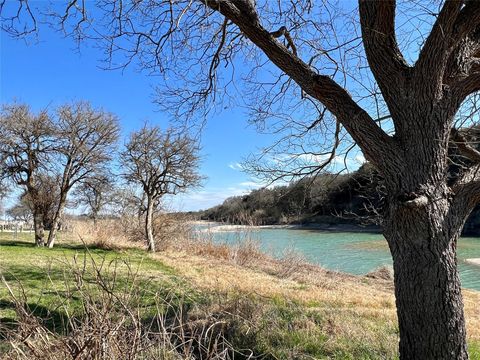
{"left": 0, "top": 102, "right": 201, "bottom": 251}
{"left": 197, "top": 163, "right": 382, "bottom": 226}
{"left": 200, "top": 159, "right": 480, "bottom": 235}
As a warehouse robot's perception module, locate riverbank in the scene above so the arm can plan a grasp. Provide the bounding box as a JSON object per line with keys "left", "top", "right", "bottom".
{"left": 0, "top": 231, "right": 401, "bottom": 359}
{"left": 2, "top": 229, "right": 480, "bottom": 359}
{"left": 466, "top": 258, "right": 480, "bottom": 266}
{"left": 194, "top": 221, "right": 480, "bottom": 291}
{"left": 195, "top": 220, "right": 382, "bottom": 233}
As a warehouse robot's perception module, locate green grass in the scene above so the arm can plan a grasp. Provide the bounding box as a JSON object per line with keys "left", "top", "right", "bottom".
{"left": 0, "top": 233, "right": 223, "bottom": 359}
{"left": 0, "top": 232, "right": 397, "bottom": 359}
{"left": 247, "top": 297, "right": 398, "bottom": 360}
{"left": 0, "top": 232, "right": 180, "bottom": 335}
{"left": 470, "top": 342, "right": 480, "bottom": 360}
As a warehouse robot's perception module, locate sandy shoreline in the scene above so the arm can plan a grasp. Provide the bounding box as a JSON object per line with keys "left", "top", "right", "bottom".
{"left": 466, "top": 258, "right": 480, "bottom": 266}
{"left": 190, "top": 221, "right": 381, "bottom": 233}
{"left": 193, "top": 223, "right": 294, "bottom": 233}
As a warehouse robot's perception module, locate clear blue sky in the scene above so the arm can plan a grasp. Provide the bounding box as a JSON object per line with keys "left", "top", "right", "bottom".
{"left": 0, "top": 25, "right": 275, "bottom": 212}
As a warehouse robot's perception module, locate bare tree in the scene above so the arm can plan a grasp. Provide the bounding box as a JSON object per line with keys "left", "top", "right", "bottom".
{"left": 72, "top": 174, "right": 115, "bottom": 226}
{"left": 0, "top": 181, "right": 7, "bottom": 198}
{"left": 25, "top": 173, "right": 62, "bottom": 232}
{"left": 0, "top": 103, "right": 116, "bottom": 245}
{"left": 3, "top": 0, "right": 480, "bottom": 357}
{"left": 0, "top": 181, "right": 9, "bottom": 231}
{"left": 0, "top": 181, "right": 8, "bottom": 216}
{"left": 120, "top": 126, "right": 201, "bottom": 252}
{"left": 0, "top": 104, "right": 55, "bottom": 246}
{"left": 46, "top": 102, "right": 120, "bottom": 248}
{"left": 7, "top": 198, "right": 33, "bottom": 224}
{"left": 109, "top": 186, "right": 148, "bottom": 234}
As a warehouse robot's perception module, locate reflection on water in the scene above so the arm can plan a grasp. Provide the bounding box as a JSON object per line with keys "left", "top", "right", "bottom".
{"left": 195, "top": 223, "right": 480, "bottom": 291}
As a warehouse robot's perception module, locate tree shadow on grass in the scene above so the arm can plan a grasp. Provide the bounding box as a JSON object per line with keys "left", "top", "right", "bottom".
{"left": 0, "top": 238, "right": 161, "bottom": 269}
{"left": 0, "top": 238, "right": 123, "bottom": 259}
{"left": 0, "top": 239, "right": 35, "bottom": 248}
{"left": 0, "top": 298, "right": 70, "bottom": 336}
{"left": 1, "top": 264, "right": 67, "bottom": 283}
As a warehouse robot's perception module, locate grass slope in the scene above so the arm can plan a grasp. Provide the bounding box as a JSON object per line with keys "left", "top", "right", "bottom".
{"left": 1, "top": 231, "right": 480, "bottom": 359}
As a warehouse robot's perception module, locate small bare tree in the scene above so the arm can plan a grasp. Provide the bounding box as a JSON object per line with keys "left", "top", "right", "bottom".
{"left": 120, "top": 126, "right": 201, "bottom": 252}
{"left": 109, "top": 186, "right": 148, "bottom": 234}
{"left": 0, "top": 104, "right": 55, "bottom": 246}
{"left": 0, "top": 181, "right": 7, "bottom": 198}
{"left": 0, "top": 181, "right": 8, "bottom": 223}
{"left": 26, "top": 173, "right": 62, "bottom": 231}
{"left": 46, "top": 102, "right": 120, "bottom": 248}
{"left": 7, "top": 198, "right": 33, "bottom": 224}
{"left": 72, "top": 174, "right": 115, "bottom": 226}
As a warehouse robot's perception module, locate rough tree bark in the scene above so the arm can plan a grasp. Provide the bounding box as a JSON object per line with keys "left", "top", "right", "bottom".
{"left": 46, "top": 192, "right": 67, "bottom": 248}
{"left": 32, "top": 208, "right": 45, "bottom": 247}
{"left": 386, "top": 219, "right": 467, "bottom": 358}
{"left": 92, "top": 213, "right": 98, "bottom": 228}
{"left": 383, "top": 160, "right": 469, "bottom": 359}
{"left": 145, "top": 195, "right": 155, "bottom": 252}
{"left": 374, "top": 77, "right": 474, "bottom": 357}
{"left": 27, "top": 178, "right": 47, "bottom": 247}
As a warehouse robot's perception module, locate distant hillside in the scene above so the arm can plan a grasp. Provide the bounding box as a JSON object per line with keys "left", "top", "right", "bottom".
{"left": 196, "top": 163, "right": 480, "bottom": 235}
{"left": 196, "top": 163, "right": 381, "bottom": 226}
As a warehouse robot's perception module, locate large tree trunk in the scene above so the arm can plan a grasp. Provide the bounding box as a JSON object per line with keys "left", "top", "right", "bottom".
{"left": 32, "top": 209, "right": 45, "bottom": 247}
{"left": 384, "top": 193, "right": 468, "bottom": 359}
{"left": 145, "top": 195, "right": 155, "bottom": 252}
{"left": 46, "top": 194, "right": 67, "bottom": 248}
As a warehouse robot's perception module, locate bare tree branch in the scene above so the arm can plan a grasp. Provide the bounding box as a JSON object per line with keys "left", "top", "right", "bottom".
{"left": 450, "top": 127, "right": 480, "bottom": 163}
{"left": 452, "top": 1, "right": 480, "bottom": 43}
{"left": 0, "top": 103, "right": 56, "bottom": 246}
{"left": 415, "top": 1, "right": 463, "bottom": 76}
{"left": 205, "top": 0, "right": 398, "bottom": 172}
{"left": 46, "top": 102, "right": 120, "bottom": 248}
{"left": 358, "top": 0, "right": 409, "bottom": 119}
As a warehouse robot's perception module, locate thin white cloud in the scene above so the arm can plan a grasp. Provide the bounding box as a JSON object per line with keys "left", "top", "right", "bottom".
{"left": 238, "top": 181, "right": 262, "bottom": 188}
{"left": 167, "top": 187, "right": 247, "bottom": 211}
{"left": 169, "top": 151, "right": 367, "bottom": 212}
{"left": 167, "top": 177, "right": 268, "bottom": 212}
{"left": 228, "top": 162, "right": 244, "bottom": 171}
{"left": 354, "top": 154, "right": 366, "bottom": 164}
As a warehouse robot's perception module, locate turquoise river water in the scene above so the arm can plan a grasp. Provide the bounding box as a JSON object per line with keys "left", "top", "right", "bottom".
{"left": 197, "top": 224, "right": 480, "bottom": 291}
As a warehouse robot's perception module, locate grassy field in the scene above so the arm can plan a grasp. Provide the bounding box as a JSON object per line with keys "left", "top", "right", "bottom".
{"left": 1, "top": 229, "right": 480, "bottom": 359}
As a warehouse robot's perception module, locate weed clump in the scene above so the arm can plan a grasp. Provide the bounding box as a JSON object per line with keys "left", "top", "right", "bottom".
{"left": 0, "top": 252, "right": 261, "bottom": 360}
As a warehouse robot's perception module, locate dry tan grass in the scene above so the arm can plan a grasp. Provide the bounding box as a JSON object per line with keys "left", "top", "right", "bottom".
{"left": 70, "top": 219, "right": 143, "bottom": 251}
{"left": 464, "top": 289, "right": 480, "bottom": 340}
{"left": 153, "top": 248, "right": 399, "bottom": 353}
{"left": 153, "top": 247, "right": 480, "bottom": 343}
{"left": 154, "top": 249, "right": 393, "bottom": 308}
{"left": 5, "top": 218, "right": 479, "bottom": 359}
{"left": 181, "top": 236, "right": 266, "bottom": 268}
{"left": 69, "top": 214, "right": 194, "bottom": 252}
{"left": 71, "top": 218, "right": 480, "bottom": 344}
